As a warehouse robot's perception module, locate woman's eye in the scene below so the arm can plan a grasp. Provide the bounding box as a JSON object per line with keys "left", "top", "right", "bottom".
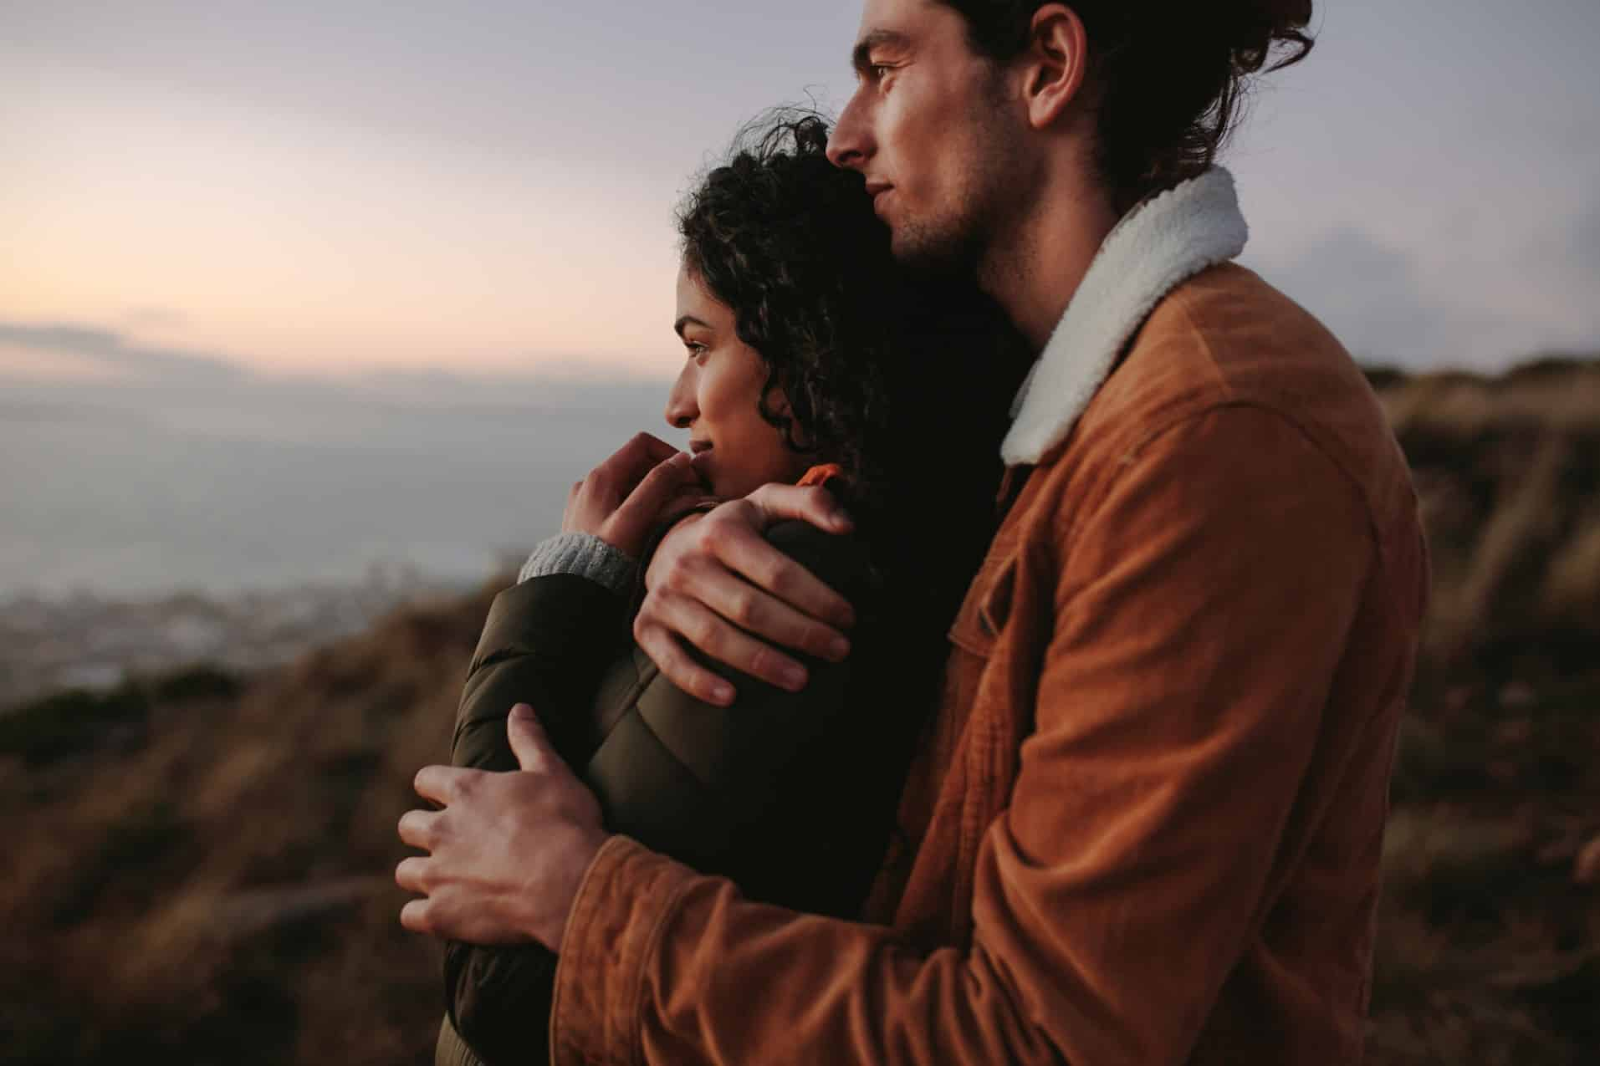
{"left": 686, "top": 343, "right": 708, "bottom": 363}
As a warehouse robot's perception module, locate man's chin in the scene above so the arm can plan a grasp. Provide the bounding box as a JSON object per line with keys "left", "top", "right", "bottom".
{"left": 890, "top": 222, "right": 983, "bottom": 278}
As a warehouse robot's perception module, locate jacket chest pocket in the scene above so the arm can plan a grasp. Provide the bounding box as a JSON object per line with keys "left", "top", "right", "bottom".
{"left": 947, "top": 550, "right": 1018, "bottom": 658}
{"left": 938, "top": 549, "right": 1024, "bottom": 940}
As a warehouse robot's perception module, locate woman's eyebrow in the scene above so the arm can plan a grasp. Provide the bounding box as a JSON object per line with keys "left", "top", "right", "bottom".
{"left": 674, "top": 315, "right": 712, "bottom": 337}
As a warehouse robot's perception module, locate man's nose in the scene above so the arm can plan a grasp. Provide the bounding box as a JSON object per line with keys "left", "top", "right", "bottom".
{"left": 827, "top": 90, "right": 872, "bottom": 169}
{"left": 664, "top": 365, "right": 697, "bottom": 429}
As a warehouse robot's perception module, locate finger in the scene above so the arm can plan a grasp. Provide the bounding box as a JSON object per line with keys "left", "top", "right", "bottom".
{"left": 634, "top": 616, "right": 736, "bottom": 706}
{"left": 619, "top": 452, "right": 699, "bottom": 522}
{"left": 599, "top": 432, "right": 683, "bottom": 488}
{"left": 695, "top": 569, "right": 851, "bottom": 663}
{"left": 708, "top": 513, "right": 856, "bottom": 631}
{"left": 506, "top": 703, "right": 554, "bottom": 771}
{"left": 747, "top": 483, "right": 853, "bottom": 533}
{"left": 625, "top": 431, "right": 682, "bottom": 465}
{"left": 400, "top": 897, "right": 432, "bottom": 934}
{"left": 649, "top": 588, "right": 809, "bottom": 693}
{"left": 397, "top": 809, "right": 440, "bottom": 851}
{"left": 395, "top": 855, "right": 431, "bottom": 893}
{"left": 413, "top": 764, "right": 465, "bottom": 806}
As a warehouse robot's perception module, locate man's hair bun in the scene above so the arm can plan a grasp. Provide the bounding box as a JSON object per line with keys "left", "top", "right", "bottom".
{"left": 939, "top": 0, "right": 1316, "bottom": 209}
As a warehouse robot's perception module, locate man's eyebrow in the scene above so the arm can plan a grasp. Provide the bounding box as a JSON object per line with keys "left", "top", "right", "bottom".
{"left": 851, "top": 29, "right": 912, "bottom": 73}
{"left": 674, "top": 315, "right": 711, "bottom": 337}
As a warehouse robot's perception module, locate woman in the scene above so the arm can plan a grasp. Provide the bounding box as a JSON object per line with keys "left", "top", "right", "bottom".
{"left": 435, "top": 112, "right": 1030, "bottom": 1066}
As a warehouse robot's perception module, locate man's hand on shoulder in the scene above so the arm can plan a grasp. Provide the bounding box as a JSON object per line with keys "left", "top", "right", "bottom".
{"left": 633, "top": 483, "right": 857, "bottom": 706}
{"left": 396, "top": 704, "right": 607, "bottom": 952}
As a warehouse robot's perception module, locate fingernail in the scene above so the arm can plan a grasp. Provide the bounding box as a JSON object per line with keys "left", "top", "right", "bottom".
{"left": 511, "top": 703, "right": 532, "bottom": 717}
{"left": 779, "top": 664, "right": 808, "bottom": 692}
{"left": 710, "top": 681, "right": 735, "bottom": 705}
{"left": 827, "top": 636, "right": 850, "bottom": 662}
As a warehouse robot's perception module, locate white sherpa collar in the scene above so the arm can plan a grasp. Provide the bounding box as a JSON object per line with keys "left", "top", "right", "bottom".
{"left": 1000, "top": 166, "right": 1249, "bottom": 466}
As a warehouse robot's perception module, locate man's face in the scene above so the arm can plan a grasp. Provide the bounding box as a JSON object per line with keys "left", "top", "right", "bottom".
{"left": 828, "top": 0, "right": 1025, "bottom": 271}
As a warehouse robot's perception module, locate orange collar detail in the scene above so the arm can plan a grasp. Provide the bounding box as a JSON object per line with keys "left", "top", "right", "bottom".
{"left": 796, "top": 463, "right": 846, "bottom": 489}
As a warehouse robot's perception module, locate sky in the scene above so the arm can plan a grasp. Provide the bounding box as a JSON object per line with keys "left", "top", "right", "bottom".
{"left": 4, "top": 0, "right": 1598, "bottom": 386}
{"left": 2, "top": 1, "right": 1599, "bottom": 598}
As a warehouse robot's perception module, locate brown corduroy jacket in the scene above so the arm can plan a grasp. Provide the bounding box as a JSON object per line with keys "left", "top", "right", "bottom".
{"left": 547, "top": 254, "right": 1427, "bottom": 1065}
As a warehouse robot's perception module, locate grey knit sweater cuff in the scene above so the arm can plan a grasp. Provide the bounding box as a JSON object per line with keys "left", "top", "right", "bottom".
{"left": 516, "top": 532, "right": 637, "bottom": 598}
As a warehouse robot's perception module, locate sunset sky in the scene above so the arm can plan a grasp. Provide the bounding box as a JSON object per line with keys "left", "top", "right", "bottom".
{"left": 4, "top": 0, "right": 1599, "bottom": 386}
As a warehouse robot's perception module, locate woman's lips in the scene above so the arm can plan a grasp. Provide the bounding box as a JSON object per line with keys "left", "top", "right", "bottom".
{"left": 689, "top": 440, "right": 713, "bottom": 454}
{"left": 687, "top": 447, "right": 716, "bottom": 492}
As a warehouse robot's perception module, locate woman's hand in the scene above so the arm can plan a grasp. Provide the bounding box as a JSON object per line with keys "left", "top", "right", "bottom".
{"left": 562, "top": 433, "right": 707, "bottom": 558}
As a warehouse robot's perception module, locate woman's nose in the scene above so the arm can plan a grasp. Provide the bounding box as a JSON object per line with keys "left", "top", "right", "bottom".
{"left": 664, "top": 365, "right": 697, "bottom": 429}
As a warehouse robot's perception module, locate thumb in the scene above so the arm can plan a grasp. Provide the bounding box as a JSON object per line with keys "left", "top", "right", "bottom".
{"left": 507, "top": 703, "right": 551, "bottom": 771}
{"left": 748, "top": 483, "right": 853, "bottom": 533}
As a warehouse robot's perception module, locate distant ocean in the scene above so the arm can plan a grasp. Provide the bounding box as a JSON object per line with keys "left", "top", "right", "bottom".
{"left": 0, "top": 375, "right": 669, "bottom": 599}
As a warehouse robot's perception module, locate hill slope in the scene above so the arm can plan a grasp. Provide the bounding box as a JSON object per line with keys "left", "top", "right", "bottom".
{"left": 4, "top": 359, "right": 1599, "bottom": 1065}
{"left": 1, "top": 592, "right": 487, "bottom": 1064}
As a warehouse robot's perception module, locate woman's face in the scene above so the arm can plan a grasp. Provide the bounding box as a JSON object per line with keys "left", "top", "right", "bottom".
{"left": 665, "top": 262, "right": 811, "bottom": 498}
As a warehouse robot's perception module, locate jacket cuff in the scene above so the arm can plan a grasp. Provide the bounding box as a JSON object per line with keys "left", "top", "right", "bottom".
{"left": 549, "top": 836, "right": 699, "bottom": 1066}
{"left": 518, "top": 532, "right": 637, "bottom": 598}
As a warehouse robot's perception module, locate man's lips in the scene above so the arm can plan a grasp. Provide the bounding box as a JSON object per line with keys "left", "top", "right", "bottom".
{"left": 865, "top": 182, "right": 892, "bottom": 217}
{"left": 689, "top": 440, "right": 713, "bottom": 455}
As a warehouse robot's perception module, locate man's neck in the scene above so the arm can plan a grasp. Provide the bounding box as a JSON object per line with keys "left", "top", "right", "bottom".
{"left": 979, "top": 171, "right": 1119, "bottom": 353}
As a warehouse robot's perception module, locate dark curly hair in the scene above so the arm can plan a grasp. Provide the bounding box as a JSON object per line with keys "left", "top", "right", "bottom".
{"left": 677, "top": 111, "right": 1028, "bottom": 600}
{"left": 937, "top": 0, "right": 1315, "bottom": 210}
{"left": 678, "top": 113, "right": 902, "bottom": 496}
{"left": 676, "top": 110, "right": 1029, "bottom": 681}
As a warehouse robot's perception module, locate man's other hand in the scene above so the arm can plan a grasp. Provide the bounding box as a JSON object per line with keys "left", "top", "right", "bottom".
{"left": 396, "top": 704, "right": 607, "bottom": 952}
{"left": 633, "top": 483, "right": 857, "bottom": 707}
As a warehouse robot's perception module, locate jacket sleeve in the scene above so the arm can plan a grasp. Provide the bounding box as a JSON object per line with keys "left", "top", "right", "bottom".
{"left": 447, "top": 523, "right": 888, "bottom": 1065}
{"left": 444, "top": 573, "right": 631, "bottom": 1066}
{"left": 580, "top": 519, "right": 894, "bottom": 921}
{"left": 547, "top": 406, "right": 1381, "bottom": 1066}
{"left": 452, "top": 573, "right": 629, "bottom": 772}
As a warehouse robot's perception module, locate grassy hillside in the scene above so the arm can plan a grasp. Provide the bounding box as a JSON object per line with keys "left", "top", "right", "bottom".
{"left": 3, "top": 359, "right": 1598, "bottom": 1065}
{"left": 0, "top": 596, "right": 486, "bottom": 1064}
{"left": 1363, "top": 357, "right": 1600, "bottom": 1064}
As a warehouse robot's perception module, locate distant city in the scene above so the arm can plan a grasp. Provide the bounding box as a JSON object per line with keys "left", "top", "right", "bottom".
{"left": 0, "top": 563, "right": 474, "bottom": 708}
{"left": 0, "top": 374, "right": 670, "bottom": 708}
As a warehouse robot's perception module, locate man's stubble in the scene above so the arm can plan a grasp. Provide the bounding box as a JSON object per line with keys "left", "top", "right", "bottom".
{"left": 889, "top": 68, "right": 1039, "bottom": 295}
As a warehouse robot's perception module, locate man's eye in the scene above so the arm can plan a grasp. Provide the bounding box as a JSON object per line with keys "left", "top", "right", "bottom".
{"left": 870, "top": 64, "right": 892, "bottom": 79}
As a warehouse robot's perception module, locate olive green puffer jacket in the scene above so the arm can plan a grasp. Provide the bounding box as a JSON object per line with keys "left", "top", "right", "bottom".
{"left": 437, "top": 519, "right": 918, "bottom": 1066}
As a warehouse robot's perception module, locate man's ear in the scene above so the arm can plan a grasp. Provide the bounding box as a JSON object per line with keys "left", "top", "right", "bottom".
{"left": 1021, "top": 4, "right": 1090, "bottom": 130}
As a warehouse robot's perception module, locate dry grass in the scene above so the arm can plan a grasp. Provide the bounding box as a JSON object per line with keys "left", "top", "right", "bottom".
{"left": 0, "top": 587, "right": 493, "bottom": 1064}
{"left": 1364, "top": 356, "right": 1600, "bottom": 1064}
{"left": 3, "top": 358, "right": 1599, "bottom": 1064}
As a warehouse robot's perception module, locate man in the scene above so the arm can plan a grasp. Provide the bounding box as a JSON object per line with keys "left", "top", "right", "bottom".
{"left": 397, "top": 2, "right": 1428, "bottom": 1062}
